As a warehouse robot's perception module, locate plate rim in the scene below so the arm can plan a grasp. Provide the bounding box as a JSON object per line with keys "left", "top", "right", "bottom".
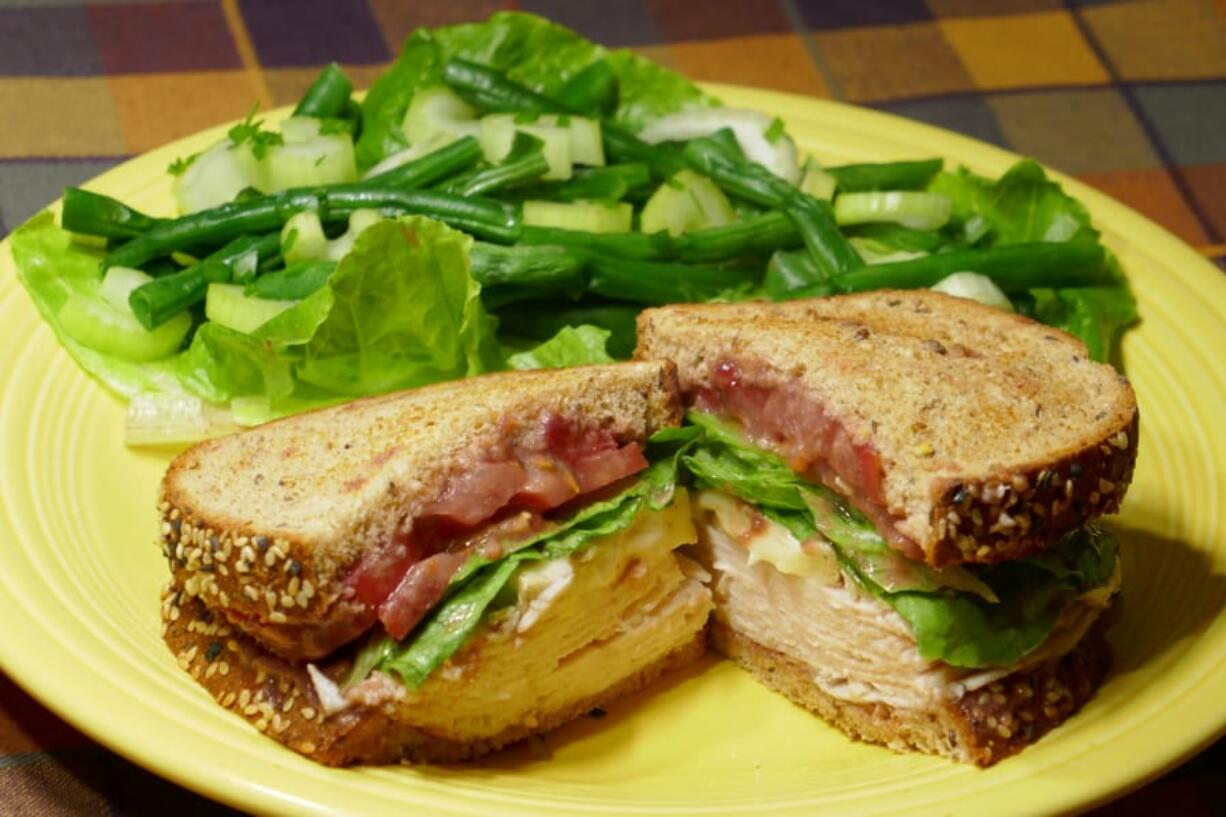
{"left": 1, "top": 81, "right": 1225, "bottom": 817}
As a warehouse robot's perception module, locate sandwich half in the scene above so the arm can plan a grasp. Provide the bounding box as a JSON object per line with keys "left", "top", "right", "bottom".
{"left": 160, "top": 361, "right": 712, "bottom": 765}
{"left": 635, "top": 290, "right": 1138, "bottom": 765}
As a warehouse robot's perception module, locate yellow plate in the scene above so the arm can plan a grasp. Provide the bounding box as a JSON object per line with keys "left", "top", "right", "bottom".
{"left": 2, "top": 84, "right": 1225, "bottom": 817}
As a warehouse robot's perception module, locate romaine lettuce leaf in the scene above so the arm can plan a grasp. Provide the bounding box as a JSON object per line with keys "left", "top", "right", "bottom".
{"left": 929, "top": 160, "right": 1137, "bottom": 362}
{"left": 357, "top": 11, "right": 715, "bottom": 168}
{"left": 506, "top": 324, "right": 613, "bottom": 370}
{"left": 681, "top": 411, "right": 1119, "bottom": 669}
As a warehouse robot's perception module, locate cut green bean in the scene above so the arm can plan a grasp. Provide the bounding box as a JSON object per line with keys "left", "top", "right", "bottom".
{"left": 827, "top": 159, "right": 943, "bottom": 192}
{"left": 470, "top": 243, "right": 587, "bottom": 309}
{"left": 586, "top": 254, "right": 757, "bottom": 305}
{"left": 603, "top": 124, "right": 687, "bottom": 179}
{"left": 514, "top": 163, "right": 653, "bottom": 202}
{"left": 765, "top": 249, "right": 833, "bottom": 299}
{"left": 845, "top": 222, "right": 946, "bottom": 253}
{"left": 831, "top": 241, "right": 1108, "bottom": 293}
{"left": 108, "top": 185, "right": 519, "bottom": 268}
{"left": 362, "top": 136, "right": 484, "bottom": 188}
{"left": 61, "top": 188, "right": 163, "bottom": 240}
{"left": 436, "top": 133, "right": 549, "bottom": 197}
{"left": 442, "top": 58, "right": 568, "bottom": 115}
{"left": 517, "top": 225, "right": 671, "bottom": 260}
{"left": 129, "top": 232, "right": 281, "bottom": 329}
{"left": 292, "top": 63, "right": 354, "bottom": 119}
{"left": 673, "top": 211, "right": 801, "bottom": 262}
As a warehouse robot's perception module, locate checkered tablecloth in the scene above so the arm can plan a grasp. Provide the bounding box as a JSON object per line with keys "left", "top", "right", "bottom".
{"left": 2, "top": 1, "right": 1223, "bottom": 814}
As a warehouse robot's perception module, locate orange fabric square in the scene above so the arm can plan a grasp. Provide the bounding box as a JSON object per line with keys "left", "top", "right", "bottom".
{"left": 814, "top": 22, "right": 975, "bottom": 103}
{"left": 106, "top": 71, "right": 262, "bottom": 154}
{"left": 1077, "top": 168, "right": 1210, "bottom": 246}
{"left": 989, "top": 89, "right": 1157, "bottom": 174}
{"left": 1181, "top": 162, "right": 1226, "bottom": 243}
{"left": 939, "top": 11, "right": 1107, "bottom": 90}
{"left": 0, "top": 78, "right": 126, "bottom": 158}
{"left": 264, "top": 64, "right": 389, "bottom": 107}
{"left": 1081, "top": 0, "right": 1226, "bottom": 81}
{"left": 668, "top": 34, "right": 830, "bottom": 99}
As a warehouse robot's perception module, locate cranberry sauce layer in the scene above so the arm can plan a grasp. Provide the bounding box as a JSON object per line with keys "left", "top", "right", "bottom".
{"left": 345, "top": 413, "right": 647, "bottom": 643}
{"left": 695, "top": 359, "right": 919, "bottom": 558}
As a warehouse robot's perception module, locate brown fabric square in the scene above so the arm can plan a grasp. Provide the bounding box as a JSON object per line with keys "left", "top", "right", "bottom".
{"left": 814, "top": 22, "right": 975, "bottom": 103}
{"left": 1081, "top": 0, "right": 1226, "bottom": 81}
{"left": 668, "top": 34, "right": 831, "bottom": 98}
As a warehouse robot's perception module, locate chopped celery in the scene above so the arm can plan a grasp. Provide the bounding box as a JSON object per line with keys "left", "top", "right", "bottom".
{"left": 99, "top": 266, "right": 154, "bottom": 312}
{"left": 281, "top": 211, "right": 329, "bottom": 264}
{"left": 263, "top": 133, "right": 357, "bottom": 190}
{"left": 798, "top": 157, "right": 837, "bottom": 201}
{"left": 639, "top": 108, "right": 800, "bottom": 182}
{"left": 324, "top": 209, "right": 384, "bottom": 261}
{"left": 480, "top": 114, "right": 572, "bottom": 180}
{"left": 59, "top": 289, "right": 192, "bottom": 362}
{"left": 172, "top": 139, "right": 262, "bottom": 214}
{"left": 124, "top": 393, "right": 241, "bottom": 447}
{"left": 640, "top": 170, "right": 735, "bottom": 237}
{"left": 401, "top": 86, "right": 480, "bottom": 146}
{"left": 849, "top": 237, "right": 928, "bottom": 265}
{"left": 522, "top": 200, "right": 633, "bottom": 233}
{"left": 205, "top": 283, "right": 296, "bottom": 334}
{"left": 931, "top": 271, "right": 1015, "bottom": 311}
{"left": 833, "top": 191, "right": 953, "bottom": 231}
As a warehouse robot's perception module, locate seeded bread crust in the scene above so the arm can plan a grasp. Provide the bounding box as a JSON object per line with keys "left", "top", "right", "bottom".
{"left": 635, "top": 292, "right": 1138, "bottom": 567}
{"left": 162, "top": 590, "right": 707, "bottom": 766}
{"left": 158, "top": 362, "right": 681, "bottom": 636}
{"left": 710, "top": 618, "right": 1112, "bottom": 766}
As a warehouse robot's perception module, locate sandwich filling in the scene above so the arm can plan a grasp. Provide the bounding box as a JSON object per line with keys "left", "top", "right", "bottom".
{"left": 694, "top": 359, "right": 915, "bottom": 557}
{"left": 335, "top": 424, "right": 700, "bottom": 692}
{"left": 678, "top": 411, "right": 1121, "bottom": 673}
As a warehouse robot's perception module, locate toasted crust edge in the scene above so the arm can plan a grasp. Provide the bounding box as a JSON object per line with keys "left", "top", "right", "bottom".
{"left": 156, "top": 361, "right": 684, "bottom": 650}
{"left": 709, "top": 619, "right": 1112, "bottom": 766}
{"left": 162, "top": 589, "right": 706, "bottom": 766}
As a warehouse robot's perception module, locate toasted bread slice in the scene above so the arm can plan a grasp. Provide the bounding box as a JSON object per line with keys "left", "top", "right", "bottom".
{"left": 635, "top": 291, "right": 1138, "bottom": 566}
{"left": 160, "top": 362, "right": 680, "bottom": 639}
{"left": 162, "top": 494, "right": 712, "bottom": 765}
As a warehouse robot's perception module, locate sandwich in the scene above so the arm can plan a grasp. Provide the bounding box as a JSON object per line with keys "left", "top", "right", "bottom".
{"left": 635, "top": 290, "right": 1138, "bottom": 765}
{"left": 159, "top": 361, "right": 713, "bottom": 765}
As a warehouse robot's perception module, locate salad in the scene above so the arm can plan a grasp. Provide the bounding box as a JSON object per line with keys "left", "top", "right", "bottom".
{"left": 10, "top": 12, "right": 1136, "bottom": 445}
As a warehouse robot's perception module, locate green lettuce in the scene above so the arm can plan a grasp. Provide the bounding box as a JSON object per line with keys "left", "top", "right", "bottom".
{"left": 506, "top": 324, "right": 614, "bottom": 370}
{"left": 354, "top": 429, "right": 694, "bottom": 688}
{"left": 682, "top": 411, "right": 1119, "bottom": 669}
{"left": 11, "top": 214, "right": 507, "bottom": 427}
{"left": 929, "top": 160, "right": 1137, "bottom": 362}
{"left": 357, "top": 11, "right": 715, "bottom": 168}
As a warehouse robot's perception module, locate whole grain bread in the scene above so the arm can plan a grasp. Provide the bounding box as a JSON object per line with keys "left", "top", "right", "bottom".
{"left": 635, "top": 291, "right": 1138, "bottom": 566}
{"left": 159, "top": 362, "right": 680, "bottom": 635}
{"left": 710, "top": 617, "right": 1111, "bottom": 766}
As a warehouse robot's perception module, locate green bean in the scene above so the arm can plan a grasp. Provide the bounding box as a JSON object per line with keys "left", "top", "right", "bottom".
{"left": 556, "top": 60, "right": 618, "bottom": 116}
{"left": 470, "top": 243, "right": 587, "bottom": 309}
{"left": 362, "top": 136, "right": 484, "bottom": 188}
{"left": 845, "top": 222, "right": 946, "bottom": 252}
{"left": 442, "top": 58, "right": 567, "bottom": 115}
{"left": 129, "top": 232, "right": 280, "bottom": 329}
{"left": 586, "top": 254, "right": 757, "bottom": 305}
{"left": 604, "top": 124, "right": 687, "bottom": 179}
{"left": 831, "top": 241, "right": 1109, "bottom": 293}
{"left": 245, "top": 260, "right": 336, "bottom": 300}
{"left": 436, "top": 133, "right": 548, "bottom": 197}
{"left": 673, "top": 211, "right": 800, "bottom": 262}
{"left": 517, "top": 225, "right": 671, "bottom": 260}
{"left": 292, "top": 63, "right": 353, "bottom": 119}
{"left": 61, "top": 188, "right": 163, "bottom": 240}
{"left": 827, "top": 159, "right": 944, "bottom": 192}
{"left": 108, "top": 185, "right": 519, "bottom": 268}
{"left": 785, "top": 193, "right": 865, "bottom": 278}
{"left": 513, "top": 163, "right": 653, "bottom": 202}
{"left": 765, "top": 250, "right": 833, "bottom": 300}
